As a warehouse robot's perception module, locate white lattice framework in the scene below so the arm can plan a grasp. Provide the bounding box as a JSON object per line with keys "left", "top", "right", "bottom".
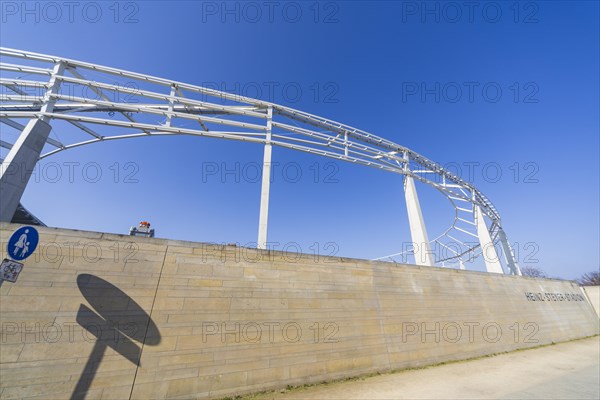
{"left": 0, "top": 48, "right": 520, "bottom": 274}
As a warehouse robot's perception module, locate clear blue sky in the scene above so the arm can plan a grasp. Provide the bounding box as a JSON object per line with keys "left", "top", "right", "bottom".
{"left": 1, "top": 1, "right": 598, "bottom": 279}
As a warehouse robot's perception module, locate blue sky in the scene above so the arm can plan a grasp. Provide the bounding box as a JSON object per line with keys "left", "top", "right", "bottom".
{"left": 1, "top": 1, "right": 598, "bottom": 279}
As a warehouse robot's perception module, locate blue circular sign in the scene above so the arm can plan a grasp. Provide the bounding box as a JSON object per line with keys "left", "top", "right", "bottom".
{"left": 7, "top": 226, "right": 39, "bottom": 261}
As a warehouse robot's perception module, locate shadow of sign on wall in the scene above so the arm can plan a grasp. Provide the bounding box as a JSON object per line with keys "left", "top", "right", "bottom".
{"left": 72, "top": 274, "right": 161, "bottom": 400}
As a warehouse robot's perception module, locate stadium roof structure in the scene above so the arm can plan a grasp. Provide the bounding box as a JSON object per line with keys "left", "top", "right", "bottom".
{"left": 0, "top": 48, "right": 520, "bottom": 274}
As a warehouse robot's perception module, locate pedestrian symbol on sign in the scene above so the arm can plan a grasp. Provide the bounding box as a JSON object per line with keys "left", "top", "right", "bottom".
{"left": 7, "top": 226, "right": 39, "bottom": 261}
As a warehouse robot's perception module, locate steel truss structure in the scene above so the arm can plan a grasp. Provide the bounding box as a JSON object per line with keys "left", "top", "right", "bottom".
{"left": 0, "top": 48, "right": 520, "bottom": 274}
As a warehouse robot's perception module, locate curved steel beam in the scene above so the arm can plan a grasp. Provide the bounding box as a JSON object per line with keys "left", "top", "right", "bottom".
{"left": 0, "top": 47, "right": 519, "bottom": 274}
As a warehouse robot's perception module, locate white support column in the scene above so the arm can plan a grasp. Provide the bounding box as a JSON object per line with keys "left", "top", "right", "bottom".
{"left": 474, "top": 205, "right": 504, "bottom": 274}
{"left": 166, "top": 84, "right": 176, "bottom": 127}
{"left": 0, "top": 61, "right": 65, "bottom": 222}
{"left": 344, "top": 132, "right": 348, "bottom": 157}
{"left": 497, "top": 228, "right": 521, "bottom": 275}
{"left": 257, "top": 106, "right": 273, "bottom": 250}
{"left": 403, "top": 173, "right": 435, "bottom": 267}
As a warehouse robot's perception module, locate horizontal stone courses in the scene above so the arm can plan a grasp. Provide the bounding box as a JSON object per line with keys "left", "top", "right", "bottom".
{"left": 3, "top": 280, "right": 53, "bottom": 289}
{"left": 135, "top": 366, "right": 201, "bottom": 384}
{"left": 155, "top": 351, "right": 214, "bottom": 367}
{"left": 0, "top": 354, "right": 91, "bottom": 369}
{"left": 0, "top": 223, "right": 597, "bottom": 399}
{"left": 0, "top": 344, "right": 24, "bottom": 363}
{"left": 1, "top": 296, "right": 63, "bottom": 312}
{"left": 1, "top": 380, "right": 77, "bottom": 399}
{"left": 172, "top": 264, "right": 213, "bottom": 277}
{"left": 157, "top": 287, "right": 213, "bottom": 298}
{"left": 0, "top": 369, "right": 77, "bottom": 388}
{"left": 165, "top": 313, "right": 230, "bottom": 324}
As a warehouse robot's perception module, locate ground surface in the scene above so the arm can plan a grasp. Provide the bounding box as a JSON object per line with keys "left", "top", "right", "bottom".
{"left": 253, "top": 336, "right": 600, "bottom": 400}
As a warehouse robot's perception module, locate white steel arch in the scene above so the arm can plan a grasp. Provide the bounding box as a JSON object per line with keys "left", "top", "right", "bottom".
{"left": 0, "top": 48, "right": 520, "bottom": 275}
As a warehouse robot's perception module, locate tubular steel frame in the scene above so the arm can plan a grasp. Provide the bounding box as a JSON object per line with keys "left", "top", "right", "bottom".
{"left": 0, "top": 48, "right": 520, "bottom": 274}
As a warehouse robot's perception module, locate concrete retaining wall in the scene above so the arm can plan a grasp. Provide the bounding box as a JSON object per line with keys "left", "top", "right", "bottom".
{"left": 582, "top": 286, "right": 600, "bottom": 317}
{"left": 1, "top": 223, "right": 598, "bottom": 399}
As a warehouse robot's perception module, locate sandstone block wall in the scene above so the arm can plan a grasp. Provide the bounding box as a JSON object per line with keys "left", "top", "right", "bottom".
{"left": 1, "top": 223, "right": 598, "bottom": 399}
